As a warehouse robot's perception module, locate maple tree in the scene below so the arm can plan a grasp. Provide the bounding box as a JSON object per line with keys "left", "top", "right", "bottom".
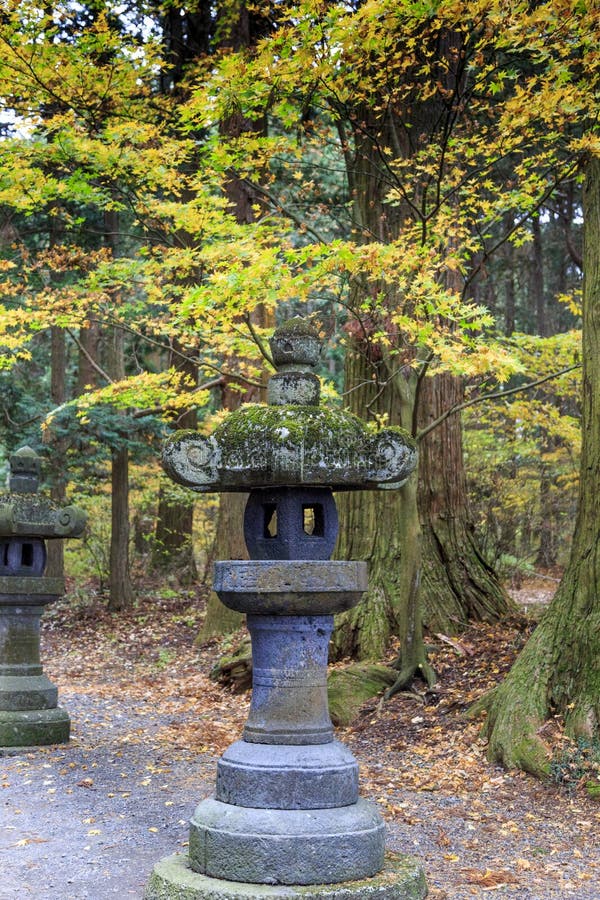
{"left": 0, "top": 0, "right": 596, "bottom": 708}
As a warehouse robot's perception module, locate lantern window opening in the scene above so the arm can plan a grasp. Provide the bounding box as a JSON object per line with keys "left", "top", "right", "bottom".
{"left": 302, "top": 504, "right": 324, "bottom": 537}
{"left": 21, "top": 543, "right": 34, "bottom": 567}
{"left": 263, "top": 504, "right": 278, "bottom": 539}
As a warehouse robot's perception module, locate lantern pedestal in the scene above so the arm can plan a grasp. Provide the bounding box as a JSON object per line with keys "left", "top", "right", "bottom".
{"left": 146, "top": 320, "right": 426, "bottom": 899}
{"left": 0, "top": 580, "right": 70, "bottom": 752}
{"left": 0, "top": 446, "right": 86, "bottom": 753}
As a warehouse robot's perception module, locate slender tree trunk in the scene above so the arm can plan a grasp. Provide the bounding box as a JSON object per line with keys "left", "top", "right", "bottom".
{"left": 153, "top": 396, "right": 198, "bottom": 582}
{"left": 199, "top": 367, "right": 269, "bottom": 642}
{"left": 535, "top": 439, "right": 559, "bottom": 569}
{"left": 76, "top": 322, "right": 101, "bottom": 394}
{"left": 151, "top": 1, "right": 212, "bottom": 580}
{"left": 476, "top": 155, "right": 600, "bottom": 777}
{"left": 332, "top": 344, "right": 435, "bottom": 688}
{"left": 198, "top": 491, "right": 248, "bottom": 642}
{"left": 45, "top": 211, "right": 67, "bottom": 578}
{"left": 45, "top": 326, "right": 67, "bottom": 579}
{"left": 198, "top": 1, "right": 272, "bottom": 641}
{"left": 104, "top": 208, "right": 134, "bottom": 612}
{"left": 531, "top": 213, "right": 547, "bottom": 336}
{"left": 504, "top": 220, "right": 516, "bottom": 336}
{"left": 108, "top": 442, "right": 134, "bottom": 611}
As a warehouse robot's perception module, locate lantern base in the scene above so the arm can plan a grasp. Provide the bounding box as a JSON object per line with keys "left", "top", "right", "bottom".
{"left": 188, "top": 797, "right": 385, "bottom": 885}
{"left": 145, "top": 851, "right": 427, "bottom": 900}
{"left": 0, "top": 705, "right": 70, "bottom": 751}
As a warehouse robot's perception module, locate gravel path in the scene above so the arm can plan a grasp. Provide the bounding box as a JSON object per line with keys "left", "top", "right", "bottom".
{"left": 2, "top": 687, "right": 599, "bottom": 900}
{"left": 2, "top": 590, "right": 599, "bottom": 900}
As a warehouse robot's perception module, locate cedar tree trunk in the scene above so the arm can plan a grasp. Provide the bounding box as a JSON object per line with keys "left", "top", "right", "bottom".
{"left": 418, "top": 372, "right": 512, "bottom": 632}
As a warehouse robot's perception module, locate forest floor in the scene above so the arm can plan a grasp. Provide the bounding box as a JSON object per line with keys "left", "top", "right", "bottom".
{"left": 1, "top": 575, "right": 599, "bottom": 900}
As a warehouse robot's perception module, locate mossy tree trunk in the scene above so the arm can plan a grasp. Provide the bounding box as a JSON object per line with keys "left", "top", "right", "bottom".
{"left": 418, "top": 372, "right": 512, "bottom": 632}
{"left": 477, "top": 155, "right": 600, "bottom": 777}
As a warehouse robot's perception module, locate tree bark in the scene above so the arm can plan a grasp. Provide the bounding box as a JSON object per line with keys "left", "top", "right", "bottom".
{"left": 198, "top": 0, "right": 272, "bottom": 641}
{"left": 153, "top": 394, "right": 198, "bottom": 582}
{"left": 45, "top": 210, "right": 67, "bottom": 579}
{"left": 418, "top": 373, "right": 512, "bottom": 632}
{"left": 108, "top": 442, "right": 134, "bottom": 611}
{"left": 198, "top": 491, "right": 248, "bottom": 642}
{"left": 476, "top": 155, "right": 600, "bottom": 777}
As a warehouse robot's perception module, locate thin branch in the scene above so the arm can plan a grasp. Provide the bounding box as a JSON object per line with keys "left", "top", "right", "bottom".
{"left": 243, "top": 313, "right": 274, "bottom": 368}
{"left": 240, "top": 178, "right": 327, "bottom": 245}
{"left": 416, "top": 363, "right": 581, "bottom": 442}
{"left": 412, "top": 351, "right": 435, "bottom": 437}
{"left": 65, "top": 328, "right": 114, "bottom": 384}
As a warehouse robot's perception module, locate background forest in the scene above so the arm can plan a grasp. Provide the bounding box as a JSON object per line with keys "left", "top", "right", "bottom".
{"left": 0, "top": 0, "right": 598, "bottom": 779}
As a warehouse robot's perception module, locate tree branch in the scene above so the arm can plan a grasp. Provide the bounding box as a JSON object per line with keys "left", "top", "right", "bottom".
{"left": 416, "top": 363, "right": 582, "bottom": 442}
{"left": 243, "top": 313, "right": 274, "bottom": 368}
{"left": 65, "top": 328, "right": 113, "bottom": 384}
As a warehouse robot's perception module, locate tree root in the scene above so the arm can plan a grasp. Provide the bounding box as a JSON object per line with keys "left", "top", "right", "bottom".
{"left": 385, "top": 659, "right": 437, "bottom": 700}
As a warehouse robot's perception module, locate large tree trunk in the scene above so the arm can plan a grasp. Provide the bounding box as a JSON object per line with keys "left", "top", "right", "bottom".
{"left": 418, "top": 373, "right": 512, "bottom": 632}
{"left": 329, "top": 27, "right": 506, "bottom": 678}
{"left": 476, "top": 155, "right": 600, "bottom": 777}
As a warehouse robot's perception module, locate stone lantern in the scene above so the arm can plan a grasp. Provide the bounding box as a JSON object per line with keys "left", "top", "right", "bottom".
{"left": 146, "top": 319, "right": 427, "bottom": 899}
{"left": 0, "top": 447, "right": 86, "bottom": 752}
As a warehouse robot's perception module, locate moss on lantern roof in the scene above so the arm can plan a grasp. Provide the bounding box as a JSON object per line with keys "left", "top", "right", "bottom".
{"left": 273, "top": 317, "right": 319, "bottom": 337}
{"left": 162, "top": 402, "right": 417, "bottom": 492}
{"left": 162, "top": 317, "right": 418, "bottom": 492}
{"left": 217, "top": 403, "right": 364, "bottom": 453}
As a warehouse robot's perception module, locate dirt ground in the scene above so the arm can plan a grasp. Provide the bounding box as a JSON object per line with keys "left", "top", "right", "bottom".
{"left": 1, "top": 580, "right": 599, "bottom": 900}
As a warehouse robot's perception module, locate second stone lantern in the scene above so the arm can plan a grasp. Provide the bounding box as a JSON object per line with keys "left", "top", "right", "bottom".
{"left": 147, "top": 319, "right": 427, "bottom": 899}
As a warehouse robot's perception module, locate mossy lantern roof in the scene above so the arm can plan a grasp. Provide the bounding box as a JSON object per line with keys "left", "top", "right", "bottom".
{"left": 162, "top": 319, "right": 417, "bottom": 492}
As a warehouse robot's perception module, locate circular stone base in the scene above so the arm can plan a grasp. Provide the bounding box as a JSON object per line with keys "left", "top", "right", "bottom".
{"left": 0, "top": 706, "right": 70, "bottom": 750}
{"left": 189, "top": 798, "right": 384, "bottom": 885}
{"left": 145, "top": 852, "right": 427, "bottom": 900}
